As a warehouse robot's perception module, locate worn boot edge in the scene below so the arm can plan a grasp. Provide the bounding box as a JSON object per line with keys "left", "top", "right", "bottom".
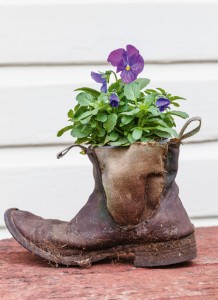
{"left": 4, "top": 208, "right": 197, "bottom": 268}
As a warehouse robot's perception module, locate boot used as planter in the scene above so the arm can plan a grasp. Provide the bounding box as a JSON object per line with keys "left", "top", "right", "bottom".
{"left": 5, "top": 44, "right": 202, "bottom": 267}
{"left": 4, "top": 117, "right": 201, "bottom": 268}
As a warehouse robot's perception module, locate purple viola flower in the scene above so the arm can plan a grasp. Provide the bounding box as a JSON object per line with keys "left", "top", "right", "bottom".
{"left": 91, "top": 71, "right": 107, "bottom": 93}
{"left": 107, "top": 44, "right": 144, "bottom": 84}
{"left": 109, "top": 93, "right": 120, "bottom": 107}
{"left": 156, "top": 97, "right": 170, "bottom": 112}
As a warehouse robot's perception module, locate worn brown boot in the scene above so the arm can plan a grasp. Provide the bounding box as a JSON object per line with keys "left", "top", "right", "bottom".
{"left": 4, "top": 117, "right": 201, "bottom": 267}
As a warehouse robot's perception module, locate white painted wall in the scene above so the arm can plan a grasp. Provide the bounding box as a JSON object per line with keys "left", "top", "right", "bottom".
{"left": 0, "top": 0, "right": 218, "bottom": 237}
{"left": 0, "top": 0, "right": 218, "bottom": 63}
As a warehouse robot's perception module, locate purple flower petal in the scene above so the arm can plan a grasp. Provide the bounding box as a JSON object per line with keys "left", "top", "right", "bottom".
{"left": 120, "top": 69, "right": 137, "bottom": 84}
{"left": 108, "top": 45, "right": 145, "bottom": 83}
{"left": 91, "top": 71, "right": 107, "bottom": 93}
{"left": 101, "top": 83, "right": 107, "bottom": 93}
{"left": 156, "top": 98, "right": 170, "bottom": 112}
{"left": 116, "top": 60, "right": 126, "bottom": 73}
{"left": 91, "top": 71, "right": 104, "bottom": 83}
{"left": 107, "top": 48, "right": 125, "bottom": 67}
{"left": 129, "top": 54, "right": 144, "bottom": 75}
{"left": 126, "top": 44, "right": 139, "bottom": 58}
{"left": 109, "top": 93, "right": 120, "bottom": 107}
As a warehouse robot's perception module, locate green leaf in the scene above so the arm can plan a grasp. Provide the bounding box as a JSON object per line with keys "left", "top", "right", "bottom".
{"left": 75, "top": 137, "right": 89, "bottom": 144}
{"left": 127, "top": 133, "right": 136, "bottom": 143}
{"left": 171, "top": 102, "right": 180, "bottom": 107}
{"left": 92, "top": 108, "right": 99, "bottom": 115}
{"left": 156, "top": 87, "right": 166, "bottom": 95}
{"left": 153, "top": 130, "right": 171, "bottom": 138}
{"left": 67, "top": 109, "right": 74, "bottom": 119}
{"left": 118, "top": 103, "right": 128, "bottom": 113}
{"left": 98, "top": 127, "right": 106, "bottom": 137}
{"left": 103, "top": 135, "right": 111, "bottom": 145}
{"left": 161, "top": 114, "right": 176, "bottom": 127}
{"left": 81, "top": 125, "right": 92, "bottom": 134}
{"left": 95, "top": 113, "right": 108, "bottom": 122}
{"left": 121, "top": 108, "right": 140, "bottom": 116}
{"left": 90, "top": 120, "right": 97, "bottom": 128}
{"left": 156, "top": 119, "right": 169, "bottom": 127}
{"left": 147, "top": 106, "right": 160, "bottom": 116}
{"left": 97, "top": 93, "right": 108, "bottom": 104}
{"left": 75, "top": 87, "right": 100, "bottom": 98}
{"left": 109, "top": 137, "right": 128, "bottom": 146}
{"left": 78, "top": 108, "right": 98, "bottom": 120}
{"left": 71, "top": 125, "right": 90, "bottom": 138}
{"left": 140, "top": 137, "right": 152, "bottom": 142}
{"left": 168, "top": 110, "right": 189, "bottom": 119}
{"left": 121, "top": 115, "right": 134, "bottom": 125}
{"left": 132, "top": 128, "right": 143, "bottom": 140}
{"left": 57, "top": 125, "right": 74, "bottom": 137}
{"left": 76, "top": 92, "right": 92, "bottom": 106}
{"left": 156, "top": 125, "right": 178, "bottom": 137}
{"left": 103, "top": 113, "right": 117, "bottom": 133}
{"left": 145, "top": 89, "right": 157, "bottom": 94}
{"left": 78, "top": 110, "right": 93, "bottom": 120}
{"left": 170, "top": 96, "right": 186, "bottom": 101}
{"left": 108, "top": 79, "right": 123, "bottom": 92}
{"left": 80, "top": 115, "right": 91, "bottom": 124}
{"left": 148, "top": 118, "right": 169, "bottom": 127}
{"left": 135, "top": 78, "right": 150, "bottom": 90}
{"left": 73, "top": 106, "right": 87, "bottom": 119}
{"left": 124, "top": 82, "right": 141, "bottom": 101}
{"left": 144, "top": 94, "right": 155, "bottom": 107}
{"left": 109, "top": 132, "right": 119, "bottom": 141}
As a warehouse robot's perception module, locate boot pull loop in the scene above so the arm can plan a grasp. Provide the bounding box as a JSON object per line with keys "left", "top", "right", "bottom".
{"left": 57, "top": 144, "right": 89, "bottom": 159}
{"left": 178, "top": 117, "right": 202, "bottom": 141}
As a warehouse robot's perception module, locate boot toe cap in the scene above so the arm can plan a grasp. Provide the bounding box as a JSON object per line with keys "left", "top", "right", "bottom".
{"left": 4, "top": 208, "right": 68, "bottom": 253}
{"left": 5, "top": 208, "right": 47, "bottom": 241}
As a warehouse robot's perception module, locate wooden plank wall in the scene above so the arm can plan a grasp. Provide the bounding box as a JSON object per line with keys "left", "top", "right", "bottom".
{"left": 0, "top": 0, "right": 218, "bottom": 233}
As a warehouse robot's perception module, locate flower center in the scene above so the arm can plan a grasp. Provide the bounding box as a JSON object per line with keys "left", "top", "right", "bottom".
{"left": 125, "top": 65, "right": 131, "bottom": 71}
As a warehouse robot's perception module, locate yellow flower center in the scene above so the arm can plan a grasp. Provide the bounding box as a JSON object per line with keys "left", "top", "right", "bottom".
{"left": 125, "top": 65, "right": 131, "bottom": 71}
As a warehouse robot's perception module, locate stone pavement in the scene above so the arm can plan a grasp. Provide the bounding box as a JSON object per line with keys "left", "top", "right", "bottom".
{"left": 0, "top": 227, "right": 217, "bottom": 300}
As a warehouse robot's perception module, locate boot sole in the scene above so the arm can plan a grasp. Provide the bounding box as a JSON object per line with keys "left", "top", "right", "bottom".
{"left": 5, "top": 208, "right": 197, "bottom": 268}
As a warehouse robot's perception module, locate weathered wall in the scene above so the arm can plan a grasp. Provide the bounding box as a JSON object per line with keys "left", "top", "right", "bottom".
{"left": 0, "top": 0, "right": 218, "bottom": 235}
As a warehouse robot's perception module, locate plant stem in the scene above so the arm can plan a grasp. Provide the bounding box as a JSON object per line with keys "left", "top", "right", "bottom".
{"left": 111, "top": 71, "right": 118, "bottom": 81}
{"left": 115, "top": 128, "right": 123, "bottom": 135}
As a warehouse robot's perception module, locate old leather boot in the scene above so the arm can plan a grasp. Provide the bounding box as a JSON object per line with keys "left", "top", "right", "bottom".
{"left": 4, "top": 117, "right": 201, "bottom": 267}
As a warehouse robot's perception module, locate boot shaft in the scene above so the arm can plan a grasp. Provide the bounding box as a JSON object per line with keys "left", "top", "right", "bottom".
{"left": 55, "top": 116, "right": 201, "bottom": 228}
{"left": 94, "top": 141, "right": 179, "bottom": 226}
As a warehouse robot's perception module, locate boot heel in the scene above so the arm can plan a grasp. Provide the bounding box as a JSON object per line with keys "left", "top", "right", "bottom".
{"left": 134, "top": 233, "right": 197, "bottom": 267}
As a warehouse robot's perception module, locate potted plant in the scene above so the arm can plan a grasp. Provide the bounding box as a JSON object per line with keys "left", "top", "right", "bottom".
{"left": 5, "top": 45, "right": 201, "bottom": 268}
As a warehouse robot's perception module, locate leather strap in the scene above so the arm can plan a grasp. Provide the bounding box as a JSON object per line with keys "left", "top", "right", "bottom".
{"left": 57, "top": 144, "right": 90, "bottom": 159}
{"left": 178, "top": 116, "right": 202, "bottom": 141}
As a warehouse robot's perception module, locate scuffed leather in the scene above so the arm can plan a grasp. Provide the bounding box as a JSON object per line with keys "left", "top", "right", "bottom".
{"left": 6, "top": 141, "right": 194, "bottom": 255}
{"left": 95, "top": 142, "right": 168, "bottom": 225}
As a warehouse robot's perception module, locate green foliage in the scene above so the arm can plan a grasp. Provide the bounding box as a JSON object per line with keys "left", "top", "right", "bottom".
{"left": 124, "top": 82, "right": 141, "bottom": 101}
{"left": 76, "top": 92, "right": 93, "bottom": 106}
{"left": 57, "top": 75, "right": 189, "bottom": 146}
{"left": 104, "top": 114, "right": 117, "bottom": 133}
{"left": 135, "top": 78, "right": 150, "bottom": 89}
{"left": 57, "top": 125, "right": 74, "bottom": 137}
{"left": 74, "top": 87, "right": 100, "bottom": 98}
